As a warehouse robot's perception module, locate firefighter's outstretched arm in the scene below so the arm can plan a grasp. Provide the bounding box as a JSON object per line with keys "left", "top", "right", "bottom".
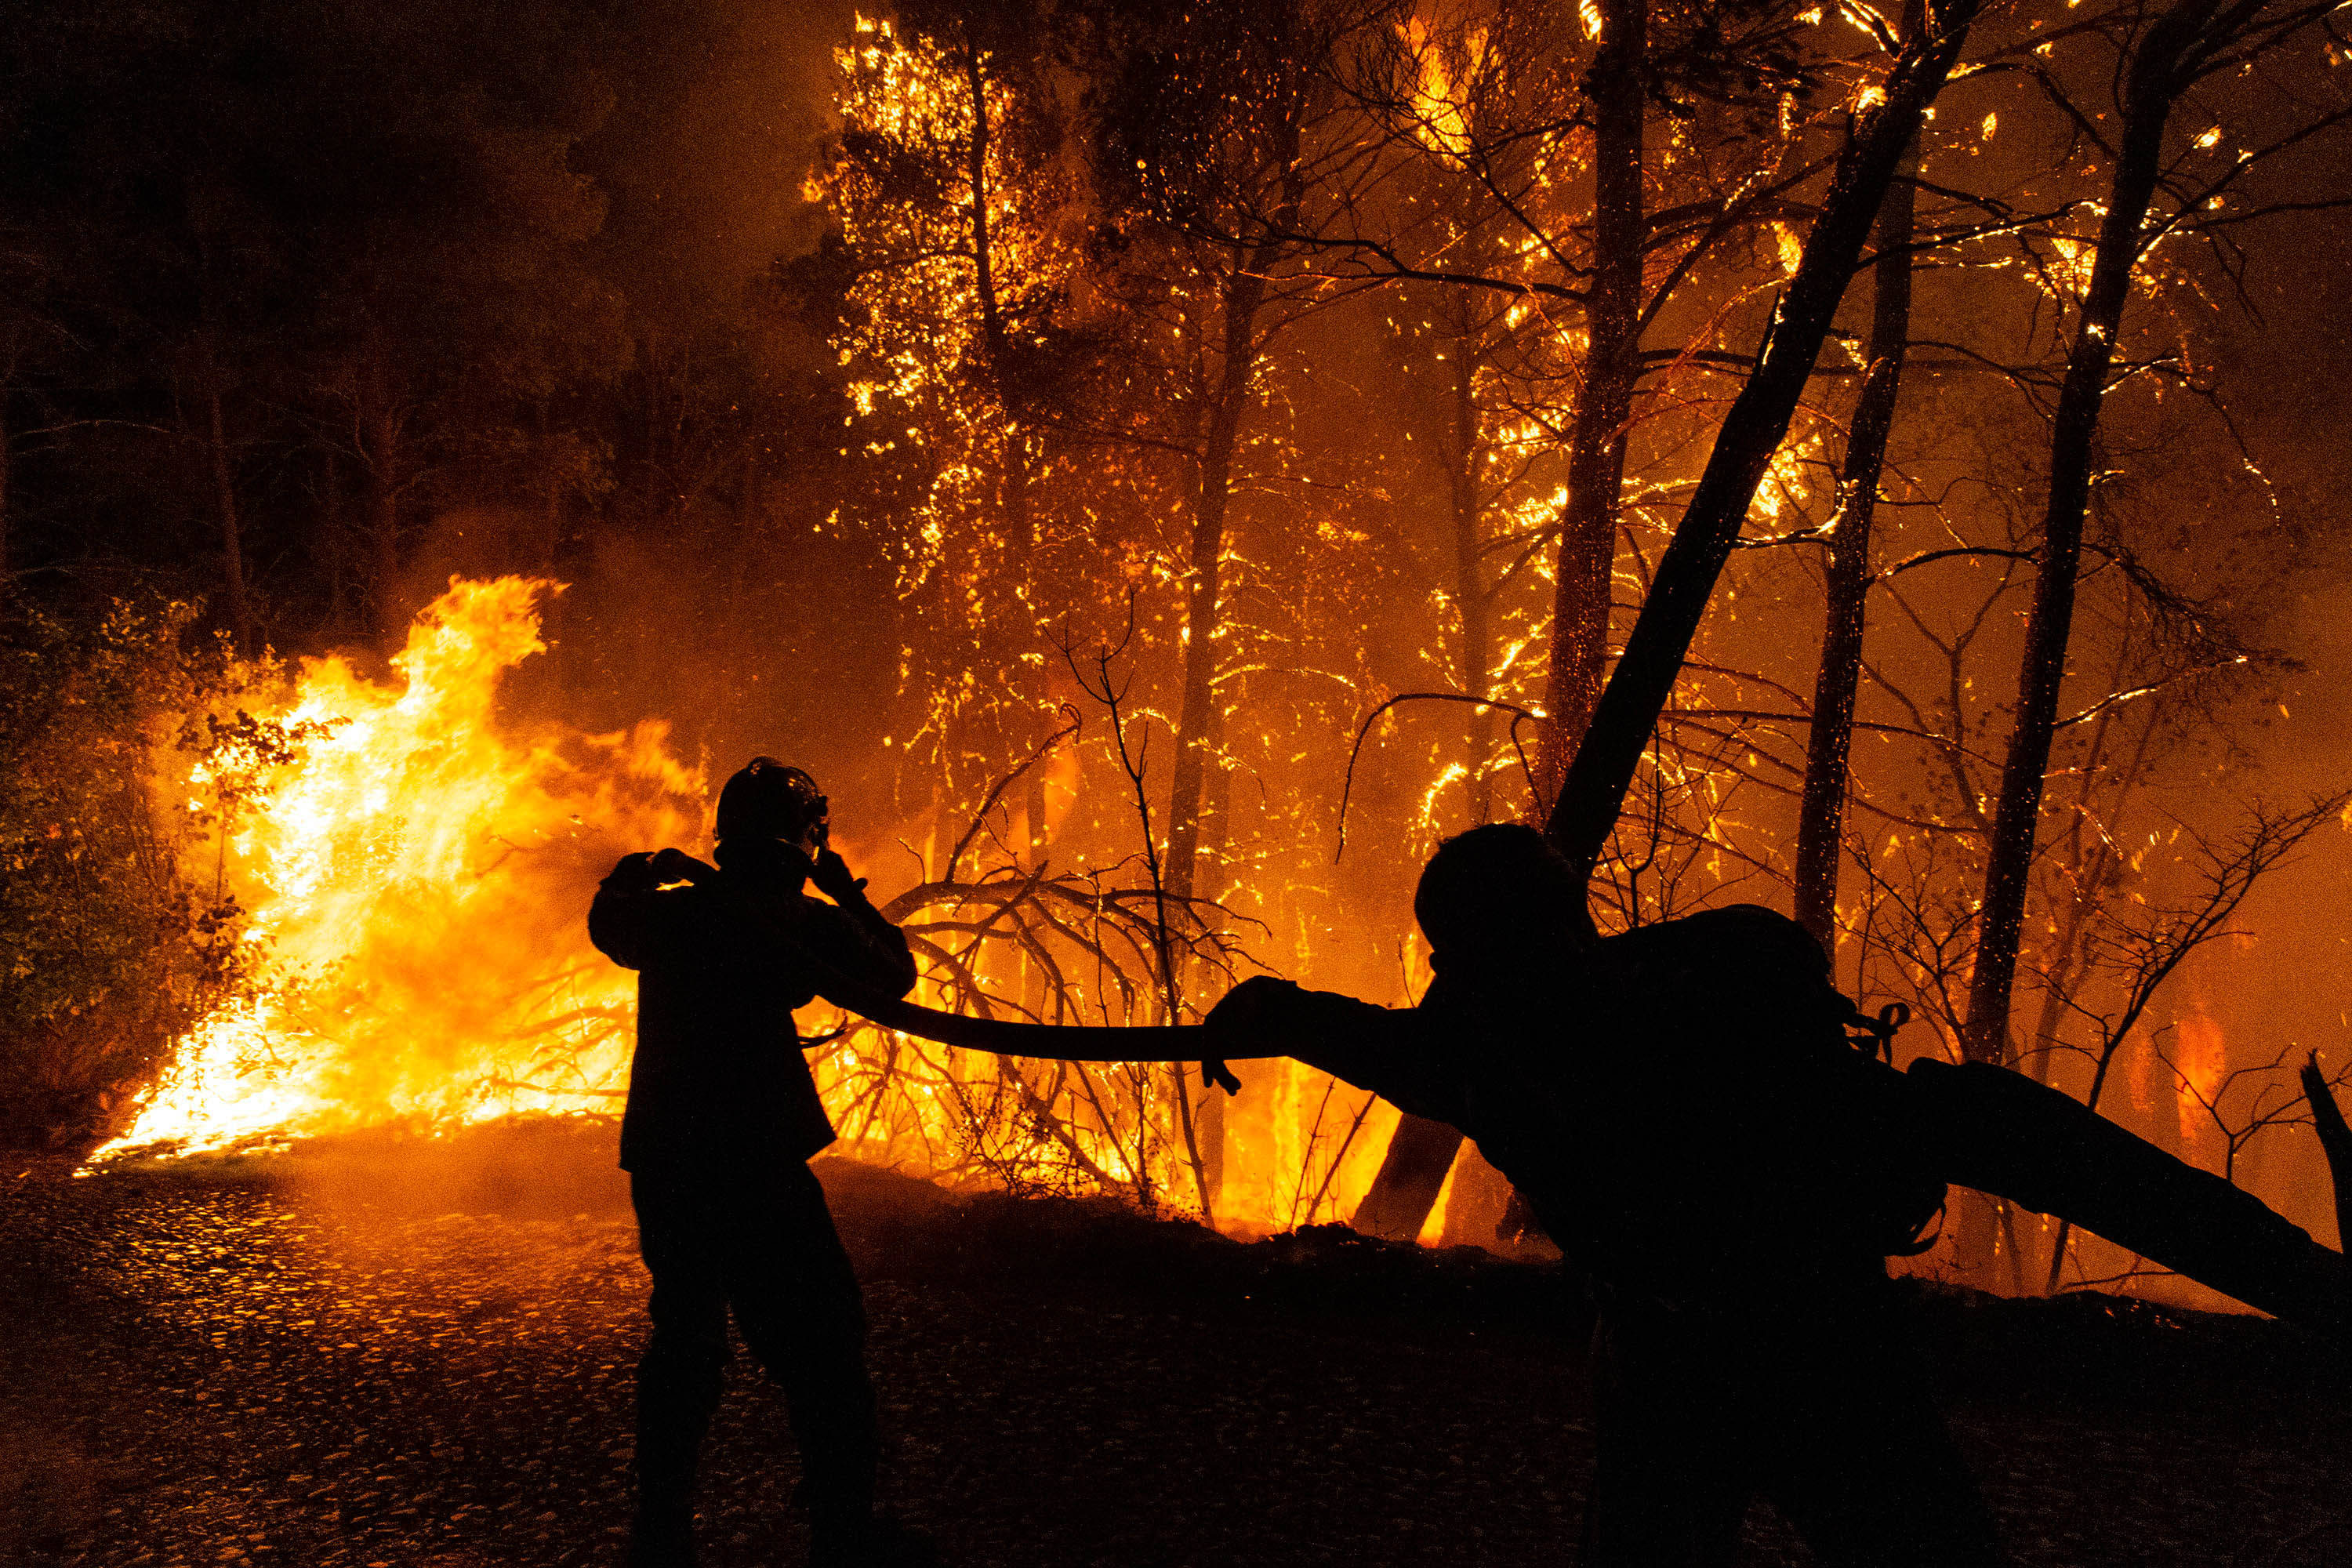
{"left": 1206, "top": 977, "right": 1468, "bottom": 1127}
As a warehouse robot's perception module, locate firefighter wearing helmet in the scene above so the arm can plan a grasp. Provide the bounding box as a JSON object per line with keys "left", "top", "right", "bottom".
{"left": 589, "top": 758, "right": 935, "bottom": 1567}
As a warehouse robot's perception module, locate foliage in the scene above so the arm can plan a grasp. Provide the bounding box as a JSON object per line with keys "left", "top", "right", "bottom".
{"left": 0, "top": 594, "right": 294, "bottom": 1148}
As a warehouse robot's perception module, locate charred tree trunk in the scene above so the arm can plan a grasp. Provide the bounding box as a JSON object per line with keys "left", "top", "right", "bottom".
{"left": 2303, "top": 1058, "right": 2352, "bottom": 1251}
{"left": 1792, "top": 144, "right": 1918, "bottom": 953}
{"left": 1536, "top": 0, "right": 1646, "bottom": 808}
{"left": 1360, "top": 0, "right": 1641, "bottom": 1244}
{"left": 363, "top": 400, "right": 405, "bottom": 646}
{"left": 1958, "top": 2, "right": 2210, "bottom": 1069}
{"left": 1545, "top": 1, "right": 1980, "bottom": 882}
{"left": 1356, "top": 1113, "right": 1468, "bottom": 1240}
{"left": 204, "top": 368, "right": 252, "bottom": 656}
{"left": 1166, "top": 265, "right": 1271, "bottom": 906}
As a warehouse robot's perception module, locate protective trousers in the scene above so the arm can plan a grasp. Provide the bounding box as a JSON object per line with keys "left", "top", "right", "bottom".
{"left": 630, "top": 1161, "right": 882, "bottom": 1535}
{"left": 1577, "top": 1285, "right": 2001, "bottom": 1568}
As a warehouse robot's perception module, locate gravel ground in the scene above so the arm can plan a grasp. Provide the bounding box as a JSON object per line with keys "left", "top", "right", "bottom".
{"left": 5, "top": 1127, "right": 2351, "bottom": 1568}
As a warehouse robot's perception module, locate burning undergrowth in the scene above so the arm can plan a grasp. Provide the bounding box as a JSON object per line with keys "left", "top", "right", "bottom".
{"left": 78, "top": 578, "right": 1399, "bottom": 1239}
{"left": 95, "top": 577, "right": 702, "bottom": 1162}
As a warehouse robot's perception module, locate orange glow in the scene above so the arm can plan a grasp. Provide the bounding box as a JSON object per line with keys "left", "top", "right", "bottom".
{"left": 2171, "top": 1011, "right": 2227, "bottom": 1152}
{"left": 95, "top": 579, "right": 704, "bottom": 1160}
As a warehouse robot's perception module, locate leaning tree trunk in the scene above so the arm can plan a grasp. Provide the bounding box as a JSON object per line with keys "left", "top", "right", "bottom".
{"left": 1958, "top": 4, "right": 2205, "bottom": 1070}
{"left": 1545, "top": 0, "right": 1981, "bottom": 881}
{"left": 1950, "top": 9, "right": 2219, "bottom": 1279}
{"left": 1792, "top": 140, "right": 1918, "bottom": 953}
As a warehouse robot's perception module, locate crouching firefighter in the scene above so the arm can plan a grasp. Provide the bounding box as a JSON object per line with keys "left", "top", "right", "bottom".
{"left": 589, "top": 757, "right": 937, "bottom": 1568}
{"left": 1202, "top": 822, "right": 2352, "bottom": 1567}
{"left": 1207, "top": 823, "right": 2002, "bottom": 1566}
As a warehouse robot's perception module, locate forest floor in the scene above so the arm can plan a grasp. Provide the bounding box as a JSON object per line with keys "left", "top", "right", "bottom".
{"left": 6, "top": 1123, "right": 2352, "bottom": 1568}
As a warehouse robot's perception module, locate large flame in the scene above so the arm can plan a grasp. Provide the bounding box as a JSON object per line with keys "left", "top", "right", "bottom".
{"left": 90, "top": 576, "right": 1410, "bottom": 1240}
{"left": 96, "top": 578, "right": 703, "bottom": 1160}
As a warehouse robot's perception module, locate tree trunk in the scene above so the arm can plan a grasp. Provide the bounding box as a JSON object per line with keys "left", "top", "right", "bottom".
{"left": 1958, "top": 5, "right": 2201, "bottom": 1069}
{"left": 1792, "top": 140, "right": 1918, "bottom": 953}
{"left": 364, "top": 401, "right": 404, "bottom": 646}
{"left": 205, "top": 371, "right": 252, "bottom": 656}
{"left": 2304, "top": 1064, "right": 2352, "bottom": 1252}
{"left": 1354, "top": 1113, "right": 1466, "bottom": 1240}
{"left": 1536, "top": 0, "right": 1646, "bottom": 808}
{"left": 1545, "top": 2, "right": 1980, "bottom": 881}
{"left": 1355, "top": 314, "right": 1490, "bottom": 1239}
{"left": 0, "top": 379, "right": 12, "bottom": 593}
{"left": 1165, "top": 265, "right": 1269, "bottom": 905}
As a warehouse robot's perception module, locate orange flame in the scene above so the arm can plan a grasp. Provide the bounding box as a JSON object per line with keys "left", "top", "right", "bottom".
{"left": 95, "top": 578, "right": 703, "bottom": 1160}
{"left": 2171, "top": 1011, "right": 2227, "bottom": 1153}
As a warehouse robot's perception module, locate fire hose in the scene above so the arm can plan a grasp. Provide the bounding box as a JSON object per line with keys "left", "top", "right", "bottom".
{"left": 645, "top": 852, "right": 2352, "bottom": 1339}
{"left": 650, "top": 851, "right": 1255, "bottom": 1091}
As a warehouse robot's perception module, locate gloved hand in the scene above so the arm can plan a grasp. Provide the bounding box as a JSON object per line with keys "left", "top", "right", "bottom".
{"left": 808, "top": 845, "right": 869, "bottom": 905}
{"left": 604, "top": 848, "right": 710, "bottom": 893}
{"left": 1205, "top": 975, "right": 1305, "bottom": 1047}
{"left": 649, "top": 847, "right": 710, "bottom": 885}
{"left": 604, "top": 851, "right": 662, "bottom": 893}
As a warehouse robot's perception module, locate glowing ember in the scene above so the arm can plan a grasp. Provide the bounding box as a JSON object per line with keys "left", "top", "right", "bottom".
{"left": 94, "top": 578, "right": 704, "bottom": 1160}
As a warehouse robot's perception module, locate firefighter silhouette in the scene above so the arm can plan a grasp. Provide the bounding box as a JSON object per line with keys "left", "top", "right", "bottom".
{"left": 590, "top": 758, "right": 937, "bottom": 1568}
{"left": 1206, "top": 822, "right": 2352, "bottom": 1566}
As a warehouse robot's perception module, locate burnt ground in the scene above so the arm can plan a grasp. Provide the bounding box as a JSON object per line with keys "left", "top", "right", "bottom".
{"left": 5, "top": 1126, "right": 2352, "bottom": 1568}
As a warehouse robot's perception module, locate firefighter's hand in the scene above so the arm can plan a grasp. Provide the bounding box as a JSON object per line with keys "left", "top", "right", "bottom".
{"left": 808, "top": 846, "right": 868, "bottom": 904}
{"left": 604, "top": 851, "right": 663, "bottom": 893}
{"left": 649, "top": 848, "right": 710, "bottom": 885}
{"left": 1206, "top": 975, "right": 1305, "bottom": 1047}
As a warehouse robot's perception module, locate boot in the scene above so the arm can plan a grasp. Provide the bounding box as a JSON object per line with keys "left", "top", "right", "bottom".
{"left": 809, "top": 1511, "right": 940, "bottom": 1568}
{"left": 626, "top": 1504, "right": 699, "bottom": 1568}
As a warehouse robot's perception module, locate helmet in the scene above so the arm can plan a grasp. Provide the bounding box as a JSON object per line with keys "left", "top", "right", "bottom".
{"left": 1414, "top": 822, "right": 1583, "bottom": 957}
{"left": 715, "top": 757, "right": 827, "bottom": 845}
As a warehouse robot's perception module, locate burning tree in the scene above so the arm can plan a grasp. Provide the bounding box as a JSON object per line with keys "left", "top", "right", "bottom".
{"left": 3, "top": 0, "right": 2349, "bottom": 1308}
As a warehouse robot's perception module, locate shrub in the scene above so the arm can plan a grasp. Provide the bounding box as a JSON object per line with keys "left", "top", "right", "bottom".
{"left": 0, "top": 596, "right": 272, "bottom": 1150}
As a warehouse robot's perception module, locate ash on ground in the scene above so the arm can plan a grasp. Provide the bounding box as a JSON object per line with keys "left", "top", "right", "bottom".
{"left": 6, "top": 1123, "right": 2350, "bottom": 1567}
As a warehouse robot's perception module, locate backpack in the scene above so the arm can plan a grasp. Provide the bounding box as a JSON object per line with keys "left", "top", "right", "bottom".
{"left": 1574, "top": 905, "right": 1947, "bottom": 1261}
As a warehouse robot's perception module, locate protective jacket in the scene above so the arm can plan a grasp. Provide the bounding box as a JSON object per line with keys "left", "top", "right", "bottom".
{"left": 1247, "top": 905, "right": 1936, "bottom": 1319}
{"left": 1231, "top": 902, "right": 2352, "bottom": 1339}
{"left": 589, "top": 846, "right": 916, "bottom": 1174}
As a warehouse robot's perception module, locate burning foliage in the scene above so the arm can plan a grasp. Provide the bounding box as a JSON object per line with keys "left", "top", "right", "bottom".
{"left": 2, "top": 0, "right": 2350, "bottom": 1300}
